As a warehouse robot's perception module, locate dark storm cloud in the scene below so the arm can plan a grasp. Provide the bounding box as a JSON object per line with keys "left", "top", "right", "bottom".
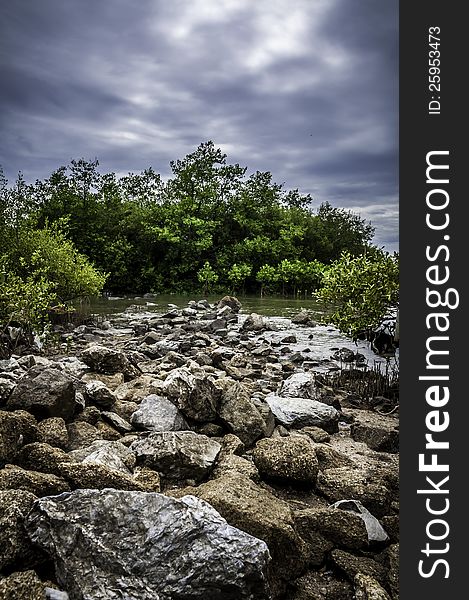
{"left": 0, "top": 0, "right": 398, "bottom": 251}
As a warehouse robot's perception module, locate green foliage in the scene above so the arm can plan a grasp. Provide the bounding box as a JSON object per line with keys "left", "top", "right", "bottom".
{"left": 227, "top": 263, "right": 252, "bottom": 293}
{"left": 315, "top": 250, "right": 399, "bottom": 336}
{"left": 2, "top": 142, "right": 383, "bottom": 298}
{"left": 197, "top": 261, "right": 219, "bottom": 295}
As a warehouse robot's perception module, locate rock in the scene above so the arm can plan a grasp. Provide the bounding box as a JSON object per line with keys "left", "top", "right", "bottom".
{"left": 196, "top": 422, "right": 225, "bottom": 437}
{"left": 25, "top": 489, "right": 271, "bottom": 600}
{"left": 0, "top": 570, "right": 45, "bottom": 600}
{"left": 294, "top": 506, "right": 369, "bottom": 551}
{"left": 380, "top": 544, "right": 399, "bottom": 600}
{"left": 6, "top": 366, "right": 79, "bottom": 421}
{"left": 16, "top": 442, "right": 72, "bottom": 476}
{"left": 0, "top": 410, "right": 38, "bottom": 464}
{"left": 162, "top": 367, "right": 220, "bottom": 422}
{"left": 96, "top": 419, "right": 122, "bottom": 441}
{"left": 0, "top": 465, "right": 70, "bottom": 496}
{"left": 68, "top": 440, "right": 136, "bottom": 471}
{"left": 113, "top": 399, "right": 139, "bottom": 421}
{"left": 0, "top": 490, "right": 45, "bottom": 572}
{"left": 44, "top": 588, "right": 70, "bottom": 600}
{"left": 58, "top": 462, "right": 146, "bottom": 491}
{"left": 266, "top": 394, "right": 340, "bottom": 433}
{"left": 130, "top": 394, "right": 189, "bottom": 431}
{"left": 332, "top": 500, "right": 389, "bottom": 544}
{"left": 37, "top": 417, "right": 69, "bottom": 449}
{"left": 351, "top": 412, "right": 399, "bottom": 453}
{"left": 332, "top": 347, "right": 356, "bottom": 362}
{"left": 131, "top": 431, "right": 221, "bottom": 481}
{"left": 74, "top": 406, "right": 100, "bottom": 425}
{"left": 66, "top": 421, "right": 102, "bottom": 450}
{"left": 241, "top": 313, "right": 266, "bottom": 332}
{"left": 80, "top": 345, "right": 139, "bottom": 379}
{"left": 184, "top": 473, "right": 309, "bottom": 583}
{"left": 291, "top": 311, "right": 317, "bottom": 326}
{"left": 330, "top": 550, "right": 387, "bottom": 586}
{"left": 287, "top": 570, "right": 353, "bottom": 600}
{"left": 354, "top": 574, "right": 391, "bottom": 600}
{"left": 316, "top": 468, "right": 392, "bottom": 517}
{"left": 101, "top": 410, "right": 133, "bottom": 433}
{"left": 132, "top": 466, "right": 161, "bottom": 492}
{"left": 253, "top": 437, "right": 319, "bottom": 483}
{"left": 217, "top": 295, "right": 242, "bottom": 312}
{"left": 279, "top": 372, "right": 320, "bottom": 400}
{"left": 84, "top": 380, "right": 116, "bottom": 409}
{"left": 81, "top": 371, "right": 124, "bottom": 390}
{"left": 311, "top": 443, "right": 355, "bottom": 471}
{"left": 213, "top": 454, "right": 260, "bottom": 480}
{"left": 0, "top": 377, "right": 16, "bottom": 403}
{"left": 219, "top": 382, "right": 267, "bottom": 446}
{"left": 300, "top": 426, "right": 330, "bottom": 443}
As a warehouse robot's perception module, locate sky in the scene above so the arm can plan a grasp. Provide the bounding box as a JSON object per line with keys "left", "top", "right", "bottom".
{"left": 0, "top": 0, "right": 399, "bottom": 252}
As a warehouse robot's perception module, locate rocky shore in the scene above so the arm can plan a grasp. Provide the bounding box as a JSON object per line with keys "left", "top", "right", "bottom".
{"left": 0, "top": 296, "right": 399, "bottom": 600}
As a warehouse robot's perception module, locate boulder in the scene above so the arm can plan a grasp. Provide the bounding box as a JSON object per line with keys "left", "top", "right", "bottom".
{"left": 330, "top": 549, "right": 387, "bottom": 586}
{"left": 266, "top": 394, "right": 340, "bottom": 433}
{"left": 80, "top": 345, "right": 139, "bottom": 379}
{"left": 331, "top": 499, "right": 389, "bottom": 544}
{"left": 162, "top": 367, "right": 220, "bottom": 422}
{"left": 0, "top": 410, "right": 38, "bottom": 464}
{"left": 16, "top": 442, "right": 72, "bottom": 476}
{"left": 241, "top": 313, "right": 266, "bottom": 332}
{"left": 37, "top": 417, "right": 69, "bottom": 449}
{"left": 350, "top": 412, "right": 399, "bottom": 453}
{"left": 66, "top": 421, "right": 102, "bottom": 450}
{"left": 131, "top": 431, "right": 221, "bottom": 481}
{"left": 253, "top": 437, "right": 319, "bottom": 484}
{"left": 84, "top": 380, "right": 116, "bottom": 409}
{"left": 316, "top": 468, "right": 392, "bottom": 517}
{"left": 291, "top": 311, "right": 316, "bottom": 326}
{"left": 68, "top": 440, "right": 136, "bottom": 471}
{"left": 6, "top": 366, "right": 78, "bottom": 421}
{"left": 217, "top": 295, "right": 242, "bottom": 312}
{"left": 0, "top": 490, "right": 45, "bottom": 572}
{"left": 101, "top": 410, "right": 133, "bottom": 433}
{"left": 130, "top": 394, "right": 189, "bottom": 431}
{"left": 0, "top": 465, "right": 70, "bottom": 496}
{"left": 25, "top": 489, "right": 271, "bottom": 600}
{"left": 219, "top": 382, "right": 267, "bottom": 446}
{"left": 0, "top": 570, "right": 45, "bottom": 600}
{"left": 354, "top": 574, "right": 391, "bottom": 600}
{"left": 183, "top": 473, "right": 309, "bottom": 583}
{"left": 58, "top": 462, "right": 146, "bottom": 491}
{"left": 279, "top": 372, "right": 320, "bottom": 400}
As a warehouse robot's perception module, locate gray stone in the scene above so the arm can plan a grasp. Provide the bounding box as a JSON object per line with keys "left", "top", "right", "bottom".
{"left": 241, "top": 313, "right": 266, "bottom": 332}
{"left": 219, "top": 382, "right": 267, "bottom": 446}
{"left": 131, "top": 431, "right": 221, "bottom": 481}
{"left": 266, "top": 394, "right": 340, "bottom": 433}
{"left": 351, "top": 412, "right": 399, "bottom": 453}
{"left": 25, "top": 489, "right": 271, "bottom": 600}
{"left": 80, "top": 345, "right": 139, "bottom": 379}
{"left": 130, "top": 394, "right": 189, "bottom": 431}
{"left": 291, "top": 311, "right": 317, "bottom": 326}
{"left": 68, "top": 440, "right": 136, "bottom": 471}
{"left": 279, "top": 372, "right": 320, "bottom": 400}
{"left": 84, "top": 380, "right": 116, "bottom": 409}
{"left": 101, "top": 410, "right": 133, "bottom": 433}
{"left": 217, "top": 295, "right": 242, "bottom": 312}
{"left": 162, "top": 367, "right": 220, "bottom": 422}
{"left": 331, "top": 499, "right": 389, "bottom": 544}
{"left": 6, "top": 366, "right": 79, "bottom": 421}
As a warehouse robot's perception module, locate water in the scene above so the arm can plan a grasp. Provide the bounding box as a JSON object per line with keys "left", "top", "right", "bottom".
{"left": 80, "top": 293, "right": 397, "bottom": 373}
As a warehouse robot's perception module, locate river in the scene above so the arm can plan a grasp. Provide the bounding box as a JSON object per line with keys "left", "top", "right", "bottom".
{"left": 78, "top": 293, "right": 398, "bottom": 375}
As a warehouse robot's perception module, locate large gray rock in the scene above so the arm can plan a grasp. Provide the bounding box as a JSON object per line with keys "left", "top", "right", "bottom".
{"left": 162, "top": 367, "right": 220, "bottom": 422}
{"left": 241, "top": 313, "right": 266, "bottom": 332}
{"left": 6, "top": 366, "right": 79, "bottom": 421}
{"left": 279, "top": 372, "right": 320, "bottom": 400}
{"left": 68, "top": 440, "right": 136, "bottom": 472}
{"left": 219, "top": 383, "right": 267, "bottom": 446}
{"left": 131, "top": 431, "right": 221, "bottom": 482}
{"left": 25, "top": 489, "right": 271, "bottom": 600}
{"left": 80, "top": 345, "right": 139, "bottom": 379}
{"left": 253, "top": 437, "right": 319, "bottom": 483}
{"left": 130, "top": 394, "right": 189, "bottom": 431}
{"left": 265, "top": 394, "right": 340, "bottom": 433}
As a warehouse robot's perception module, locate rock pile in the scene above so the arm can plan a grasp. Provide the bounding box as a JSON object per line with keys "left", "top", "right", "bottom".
{"left": 0, "top": 296, "right": 399, "bottom": 599}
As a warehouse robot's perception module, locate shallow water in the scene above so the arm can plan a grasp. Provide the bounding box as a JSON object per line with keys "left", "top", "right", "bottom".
{"left": 80, "top": 293, "right": 398, "bottom": 373}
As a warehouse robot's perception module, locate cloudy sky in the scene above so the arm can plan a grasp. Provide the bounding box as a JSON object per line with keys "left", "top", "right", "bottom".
{"left": 0, "top": 0, "right": 398, "bottom": 252}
